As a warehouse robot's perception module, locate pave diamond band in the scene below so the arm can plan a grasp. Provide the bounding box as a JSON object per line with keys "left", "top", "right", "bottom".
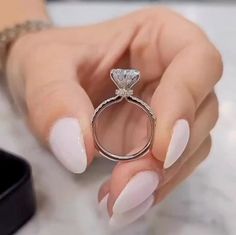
{"left": 92, "top": 69, "right": 156, "bottom": 161}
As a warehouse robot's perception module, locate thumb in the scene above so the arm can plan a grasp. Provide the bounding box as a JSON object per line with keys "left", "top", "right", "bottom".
{"left": 14, "top": 48, "right": 94, "bottom": 173}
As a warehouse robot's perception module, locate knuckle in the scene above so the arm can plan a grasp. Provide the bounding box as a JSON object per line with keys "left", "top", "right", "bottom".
{"left": 133, "top": 6, "right": 173, "bottom": 21}
{"left": 130, "top": 7, "right": 172, "bottom": 57}
{"left": 198, "top": 42, "right": 224, "bottom": 81}
{"left": 206, "top": 44, "right": 223, "bottom": 80}
{"left": 189, "top": 41, "right": 223, "bottom": 87}
{"left": 144, "top": 6, "right": 171, "bottom": 16}
{"left": 210, "top": 93, "right": 220, "bottom": 129}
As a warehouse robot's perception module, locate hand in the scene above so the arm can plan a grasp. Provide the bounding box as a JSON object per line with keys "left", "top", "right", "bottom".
{"left": 6, "top": 7, "right": 223, "bottom": 227}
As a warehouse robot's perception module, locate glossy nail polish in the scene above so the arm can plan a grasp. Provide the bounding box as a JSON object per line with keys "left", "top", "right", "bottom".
{"left": 49, "top": 117, "right": 87, "bottom": 173}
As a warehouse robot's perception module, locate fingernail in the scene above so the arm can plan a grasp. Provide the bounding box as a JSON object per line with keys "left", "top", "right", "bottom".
{"left": 164, "top": 119, "right": 190, "bottom": 169}
{"left": 98, "top": 194, "right": 110, "bottom": 223}
{"left": 49, "top": 117, "right": 87, "bottom": 173}
{"left": 99, "top": 194, "right": 109, "bottom": 214}
{"left": 110, "top": 194, "right": 154, "bottom": 228}
{"left": 113, "top": 171, "right": 159, "bottom": 214}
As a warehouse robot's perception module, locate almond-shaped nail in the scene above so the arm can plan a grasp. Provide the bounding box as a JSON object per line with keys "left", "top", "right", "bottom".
{"left": 99, "top": 194, "right": 109, "bottom": 213}
{"left": 49, "top": 117, "right": 87, "bottom": 173}
{"left": 164, "top": 119, "right": 190, "bottom": 169}
{"left": 110, "top": 194, "right": 154, "bottom": 228}
{"left": 98, "top": 194, "right": 109, "bottom": 219}
{"left": 113, "top": 171, "right": 159, "bottom": 214}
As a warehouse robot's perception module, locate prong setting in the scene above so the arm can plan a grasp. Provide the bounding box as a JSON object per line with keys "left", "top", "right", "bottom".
{"left": 111, "top": 69, "right": 140, "bottom": 90}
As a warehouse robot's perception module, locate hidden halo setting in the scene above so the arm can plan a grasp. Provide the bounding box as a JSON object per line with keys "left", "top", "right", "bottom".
{"left": 92, "top": 69, "right": 156, "bottom": 161}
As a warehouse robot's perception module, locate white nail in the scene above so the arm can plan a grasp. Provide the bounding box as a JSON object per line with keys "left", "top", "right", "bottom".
{"left": 49, "top": 118, "right": 87, "bottom": 173}
{"left": 113, "top": 171, "right": 159, "bottom": 214}
{"left": 110, "top": 194, "right": 154, "bottom": 228}
{"left": 99, "top": 194, "right": 109, "bottom": 214}
{"left": 164, "top": 119, "right": 190, "bottom": 169}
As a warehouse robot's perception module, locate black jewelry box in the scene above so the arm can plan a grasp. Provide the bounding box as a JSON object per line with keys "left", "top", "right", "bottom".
{"left": 0, "top": 149, "right": 36, "bottom": 235}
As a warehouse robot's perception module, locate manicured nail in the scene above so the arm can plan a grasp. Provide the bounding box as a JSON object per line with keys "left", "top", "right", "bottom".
{"left": 110, "top": 194, "right": 154, "bottom": 228}
{"left": 49, "top": 117, "right": 87, "bottom": 173}
{"left": 113, "top": 171, "right": 159, "bottom": 214}
{"left": 164, "top": 119, "right": 190, "bottom": 169}
{"left": 99, "top": 194, "right": 109, "bottom": 213}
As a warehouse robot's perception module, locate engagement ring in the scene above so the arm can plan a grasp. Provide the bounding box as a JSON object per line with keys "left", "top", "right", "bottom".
{"left": 92, "top": 69, "right": 156, "bottom": 161}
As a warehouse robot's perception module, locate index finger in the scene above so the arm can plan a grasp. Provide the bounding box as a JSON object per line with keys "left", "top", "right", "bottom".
{"left": 129, "top": 8, "right": 223, "bottom": 167}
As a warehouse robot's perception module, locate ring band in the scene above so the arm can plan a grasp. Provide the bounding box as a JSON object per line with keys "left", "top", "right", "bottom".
{"left": 92, "top": 69, "right": 156, "bottom": 161}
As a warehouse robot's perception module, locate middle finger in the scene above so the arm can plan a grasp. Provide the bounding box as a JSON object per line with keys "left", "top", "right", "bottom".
{"left": 97, "top": 91, "right": 218, "bottom": 216}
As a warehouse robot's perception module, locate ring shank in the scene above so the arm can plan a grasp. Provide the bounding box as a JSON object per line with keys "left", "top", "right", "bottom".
{"left": 92, "top": 95, "right": 156, "bottom": 161}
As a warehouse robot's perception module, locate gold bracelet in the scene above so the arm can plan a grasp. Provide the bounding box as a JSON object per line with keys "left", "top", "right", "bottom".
{"left": 0, "top": 20, "right": 52, "bottom": 72}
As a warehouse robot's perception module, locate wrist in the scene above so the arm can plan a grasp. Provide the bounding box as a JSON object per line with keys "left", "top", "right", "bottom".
{"left": 0, "top": 20, "right": 52, "bottom": 72}
{"left": 5, "top": 29, "right": 50, "bottom": 114}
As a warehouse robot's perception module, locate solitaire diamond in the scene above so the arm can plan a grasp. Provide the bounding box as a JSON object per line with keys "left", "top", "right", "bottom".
{"left": 110, "top": 69, "right": 140, "bottom": 90}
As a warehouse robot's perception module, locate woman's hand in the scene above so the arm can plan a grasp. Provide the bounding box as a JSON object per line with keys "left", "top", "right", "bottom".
{"left": 6, "top": 7, "right": 223, "bottom": 226}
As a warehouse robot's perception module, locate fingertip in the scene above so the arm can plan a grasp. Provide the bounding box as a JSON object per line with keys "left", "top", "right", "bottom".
{"left": 98, "top": 179, "right": 111, "bottom": 203}
{"left": 150, "top": 84, "right": 193, "bottom": 166}
{"left": 107, "top": 156, "right": 161, "bottom": 216}
{"left": 49, "top": 117, "right": 88, "bottom": 174}
{"left": 163, "top": 119, "right": 190, "bottom": 169}
{"left": 109, "top": 194, "right": 155, "bottom": 228}
{"left": 112, "top": 170, "right": 159, "bottom": 214}
{"left": 99, "top": 194, "right": 109, "bottom": 213}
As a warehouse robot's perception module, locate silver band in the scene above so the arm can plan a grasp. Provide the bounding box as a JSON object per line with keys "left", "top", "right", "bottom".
{"left": 92, "top": 69, "right": 156, "bottom": 161}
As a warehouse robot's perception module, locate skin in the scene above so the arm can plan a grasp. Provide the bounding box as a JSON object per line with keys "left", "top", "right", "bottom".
{"left": 0, "top": 0, "right": 48, "bottom": 29}
{"left": 5, "top": 7, "right": 222, "bottom": 216}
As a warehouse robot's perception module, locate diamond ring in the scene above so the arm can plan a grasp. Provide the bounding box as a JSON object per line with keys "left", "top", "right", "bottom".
{"left": 92, "top": 69, "right": 156, "bottom": 161}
